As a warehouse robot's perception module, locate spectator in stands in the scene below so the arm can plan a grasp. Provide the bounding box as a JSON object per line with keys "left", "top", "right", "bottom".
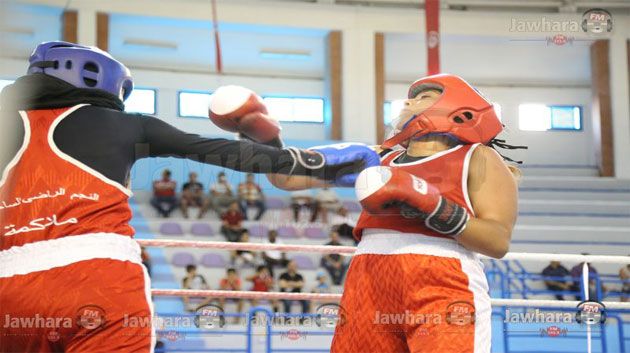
{"left": 314, "top": 187, "right": 340, "bottom": 223}
{"left": 150, "top": 169, "right": 177, "bottom": 218}
{"left": 320, "top": 231, "right": 347, "bottom": 285}
{"left": 312, "top": 271, "right": 331, "bottom": 294}
{"left": 182, "top": 264, "right": 213, "bottom": 312}
{"left": 570, "top": 254, "right": 608, "bottom": 301}
{"left": 619, "top": 262, "right": 630, "bottom": 302}
{"left": 141, "top": 246, "right": 152, "bottom": 277}
{"left": 262, "top": 230, "right": 289, "bottom": 276}
{"left": 207, "top": 171, "right": 236, "bottom": 217}
{"left": 219, "top": 268, "right": 244, "bottom": 323}
{"left": 309, "top": 272, "right": 331, "bottom": 313}
{"left": 220, "top": 202, "right": 245, "bottom": 242}
{"left": 279, "top": 260, "right": 309, "bottom": 317}
{"left": 290, "top": 189, "right": 318, "bottom": 223}
{"left": 230, "top": 231, "right": 256, "bottom": 267}
{"left": 180, "top": 172, "right": 205, "bottom": 219}
{"left": 330, "top": 206, "right": 357, "bottom": 242}
{"left": 247, "top": 265, "right": 280, "bottom": 313}
{"left": 238, "top": 173, "right": 266, "bottom": 220}
{"left": 541, "top": 260, "right": 570, "bottom": 300}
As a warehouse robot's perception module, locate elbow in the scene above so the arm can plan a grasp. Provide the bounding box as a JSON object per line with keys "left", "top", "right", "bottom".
{"left": 489, "top": 237, "right": 511, "bottom": 259}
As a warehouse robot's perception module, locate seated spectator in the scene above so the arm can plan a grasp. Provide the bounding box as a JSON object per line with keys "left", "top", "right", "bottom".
{"left": 230, "top": 231, "right": 256, "bottom": 267}
{"left": 150, "top": 169, "right": 177, "bottom": 218}
{"left": 219, "top": 268, "right": 244, "bottom": 323}
{"left": 290, "top": 189, "right": 318, "bottom": 223}
{"left": 220, "top": 202, "right": 245, "bottom": 242}
{"left": 247, "top": 265, "right": 280, "bottom": 313}
{"left": 313, "top": 271, "right": 330, "bottom": 294}
{"left": 262, "top": 230, "right": 289, "bottom": 277}
{"left": 279, "top": 261, "right": 309, "bottom": 317}
{"left": 314, "top": 187, "right": 340, "bottom": 223}
{"left": 180, "top": 172, "right": 205, "bottom": 219}
{"left": 207, "top": 171, "right": 236, "bottom": 217}
{"left": 542, "top": 260, "right": 570, "bottom": 300}
{"left": 620, "top": 262, "right": 630, "bottom": 302}
{"left": 330, "top": 206, "right": 357, "bottom": 241}
{"left": 320, "top": 231, "right": 347, "bottom": 285}
{"left": 182, "top": 264, "right": 213, "bottom": 312}
{"left": 570, "top": 254, "right": 608, "bottom": 301}
{"left": 141, "top": 246, "right": 152, "bottom": 277}
{"left": 238, "top": 173, "right": 266, "bottom": 220}
{"left": 310, "top": 272, "right": 331, "bottom": 313}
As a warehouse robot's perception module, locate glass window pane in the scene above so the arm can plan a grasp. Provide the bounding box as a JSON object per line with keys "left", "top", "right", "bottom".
{"left": 125, "top": 89, "right": 156, "bottom": 115}
{"left": 550, "top": 106, "right": 581, "bottom": 130}
{"left": 0, "top": 79, "right": 14, "bottom": 92}
{"left": 292, "top": 98, "right": 324, "bottom": 123}
{"left": 264, "top": 97, "right": 294, "bottom": 122}
{"left": 519, "top": 104, "right": 550, "bottom": 131}
{"left": 179, "top": 92, "right": 212, "bottom": 118}
{"left": 384, "top": 100, "right": 406, "bottom": 126}
{"left": 0, "top": 80, "right": 15, "bottom": 109}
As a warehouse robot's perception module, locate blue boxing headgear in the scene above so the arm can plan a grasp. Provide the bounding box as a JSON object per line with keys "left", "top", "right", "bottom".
{"left": 27, "top": 41, "right": 133, "bottom": 101}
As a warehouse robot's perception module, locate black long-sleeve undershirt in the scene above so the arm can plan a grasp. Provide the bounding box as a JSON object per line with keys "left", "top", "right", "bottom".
{"left": 51, "top": 106, "right": 298, "bottom": 185}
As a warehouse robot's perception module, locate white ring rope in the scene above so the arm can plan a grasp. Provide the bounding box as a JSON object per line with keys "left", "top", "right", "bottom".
{"left": 150, "top": 289, "right": 630, "bottom": 310}
{"left": 137, "top": 239, "right": 630, "bottom": 264}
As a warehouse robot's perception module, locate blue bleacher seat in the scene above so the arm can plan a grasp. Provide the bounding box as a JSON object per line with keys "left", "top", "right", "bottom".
{"left": 303, "top": 226, "right": 327, "bottom": 239}
{"left": 277, "top": 225, "right": 299, "bottom": 239}
{"left": 171, "top": 252, "right": 195, "bottom": 267}
{"left": 159, "top": 222, "right": 184, "bottom": 236}
{"left": 190, "top": 223, "right": 214, "bottom": 237}
{"left": 200, "top": 253, "right": 227, "bottom": 268}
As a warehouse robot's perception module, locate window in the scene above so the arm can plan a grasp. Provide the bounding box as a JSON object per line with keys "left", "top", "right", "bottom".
{"left": 125, "top": 88, "right": 156, "bottom": 115}
{"left": 383, "top": 100, "right": 405, "bottom": 126}
{"left": 179, "top": 91, "right": 212, "bottom": 118}
{"left": 0, "top": 79, "right": 14, "bottom": 91}
{"left": 519, "top": 104, "right": 582, "bottom": 131}
{"left": 262, "top": 97, "right": 324, "bottom": 123}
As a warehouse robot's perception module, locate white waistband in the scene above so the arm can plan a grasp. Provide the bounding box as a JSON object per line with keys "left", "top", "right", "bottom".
{"left": 357, "top": 228, "right": 477, "bottom": 261}
{"left": 0, "top": 233, "right": 141, "bottom": 278}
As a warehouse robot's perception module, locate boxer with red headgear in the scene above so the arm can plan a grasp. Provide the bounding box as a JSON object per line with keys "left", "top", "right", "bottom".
{"left": 270, "top": 73, "right": 523, "bottom": 353}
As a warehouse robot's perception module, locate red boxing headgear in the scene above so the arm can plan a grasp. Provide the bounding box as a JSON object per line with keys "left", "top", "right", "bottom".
{"left": 381, "top": 74, "right": 503, "bottom": 149}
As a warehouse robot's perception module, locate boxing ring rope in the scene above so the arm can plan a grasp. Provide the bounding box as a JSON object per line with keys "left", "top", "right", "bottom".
{"left": 136, "top": 239, "right": 630, "bottom": 264}
{"left": 138, "top": 239, "right": 630, "bottom": 309}
{"left": 150, "top": 289, "right": 630, "bottom": 310}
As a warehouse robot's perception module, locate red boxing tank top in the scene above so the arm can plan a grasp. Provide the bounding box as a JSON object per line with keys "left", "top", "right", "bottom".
{"left": 353, "top": 143, "right": 480, "bottom": 240}
{"left": 0, "top": 105, "right": 134, "bottom": 251}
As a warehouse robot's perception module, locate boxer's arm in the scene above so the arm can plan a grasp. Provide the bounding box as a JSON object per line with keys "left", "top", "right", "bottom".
{"left": 457, "top": 145, "right": 517, "bottom": 259}
{"left": 267, "top": 145, "right": 381, "bottom": 190}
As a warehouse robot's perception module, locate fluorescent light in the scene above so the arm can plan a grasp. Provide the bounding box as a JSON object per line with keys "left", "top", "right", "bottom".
{"left": 0, "top": 27, "right": 34, "bottom": 37}
{"left": 259, "top": 49, "right": 311, "bottom": 60}
{"left": 123, "top": 39, "right": 178, "bottom": 50}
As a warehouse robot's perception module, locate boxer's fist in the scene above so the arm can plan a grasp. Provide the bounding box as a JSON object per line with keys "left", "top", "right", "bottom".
{"left": 209, "top": 85, "right": 281, "bottom": 143}
{"left": 355, "top": 166, "right": 469, "bottom": 236}
{"left": 308, "top": 143, "right": 380, "bottom": 187}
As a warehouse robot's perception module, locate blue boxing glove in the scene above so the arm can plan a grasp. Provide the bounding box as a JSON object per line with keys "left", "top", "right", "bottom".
{"left": 286, "top": 143, "right": 380, "bottom": 187}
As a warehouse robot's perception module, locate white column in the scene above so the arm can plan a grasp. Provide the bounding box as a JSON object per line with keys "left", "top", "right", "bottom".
{"left": 77, "top": 8, "right": 97, "bottom": 46}
{"left": 341, "top": 27, "right": 377, "bottom": 144}
{"left": 609, "top": 22, "right": 630, "bottom": 179}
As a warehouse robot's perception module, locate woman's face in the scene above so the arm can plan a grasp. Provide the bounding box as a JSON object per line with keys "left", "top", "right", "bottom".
{"left": 395, "top": 89, "right": 442, "bottom": 131}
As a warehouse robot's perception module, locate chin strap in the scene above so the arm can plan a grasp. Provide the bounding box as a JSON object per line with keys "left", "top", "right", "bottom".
{"left": 488, "top": 138, "right": 528, "bottom": 164}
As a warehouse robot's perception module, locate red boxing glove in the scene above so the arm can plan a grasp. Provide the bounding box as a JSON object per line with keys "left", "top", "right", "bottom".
{"left": 208, "top": 85, "right": 281, "bottom": 144}
{"left": 355, "top": 166, "right": 469, "bottom": 237}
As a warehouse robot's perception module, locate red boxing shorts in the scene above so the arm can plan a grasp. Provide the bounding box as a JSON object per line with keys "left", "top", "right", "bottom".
{"left": 0, "top": 234, "right": 154, "bottom": 353}
{"left": 331, "top": 230, "right": 491, "bottom": 353}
